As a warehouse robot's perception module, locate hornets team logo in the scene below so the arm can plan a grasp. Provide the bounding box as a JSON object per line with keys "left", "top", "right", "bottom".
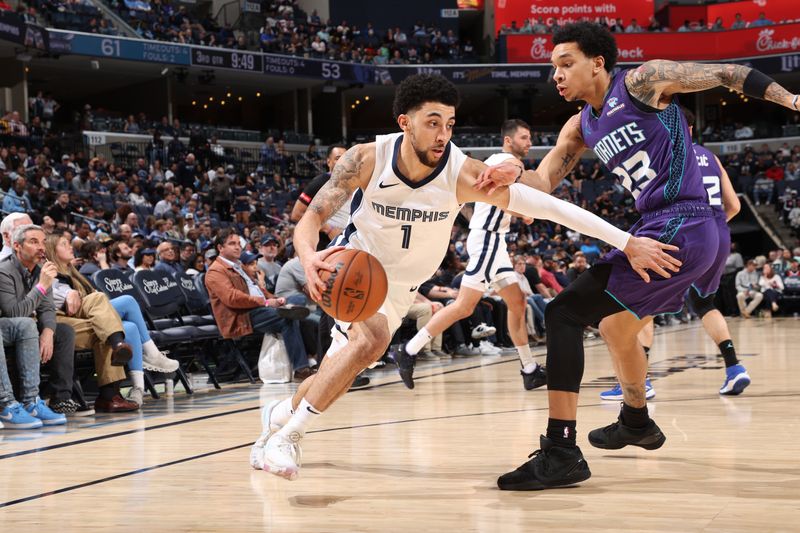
{"left": 606, "top": 96, "right": 626, "bottom": 117}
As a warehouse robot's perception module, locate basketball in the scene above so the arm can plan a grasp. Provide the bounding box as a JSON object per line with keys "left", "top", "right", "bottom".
{"left": 318, "top": 249, "right": 388, "bottom": 322}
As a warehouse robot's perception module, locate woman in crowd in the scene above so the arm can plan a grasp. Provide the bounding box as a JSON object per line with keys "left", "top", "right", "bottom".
{"left": 46, "top": 234, "right": 179, "bottom": 407}
{"left": 759, "top": 264, "right": 784, "bottom": 317}
{"left": 134, "top": 246, "right": 156, "bottom": 271}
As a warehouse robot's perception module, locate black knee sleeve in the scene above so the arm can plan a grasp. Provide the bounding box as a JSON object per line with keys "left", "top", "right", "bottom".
{"left": 545, "top": 264, "right": 624, "bottom": 393}
{"left": 689, "top": 287, "right": 717, "bottom": 318}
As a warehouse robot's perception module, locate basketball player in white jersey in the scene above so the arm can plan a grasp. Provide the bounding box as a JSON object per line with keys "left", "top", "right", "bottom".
{"left": 250, "top": 74, "right": 681, "bottom": 481}
{"left": 399, "top": 118, "right": 546, "bottom": 390}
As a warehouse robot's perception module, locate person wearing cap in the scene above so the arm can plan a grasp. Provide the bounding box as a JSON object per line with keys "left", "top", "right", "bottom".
{"left": 134, "top": 247, "right": 156, "bottom": 271}
{"left": 183, "top": 212, "right": 196, "bottom": 235}
{"left": 203, "top": 248, "right": 218, "bottom": 269}
{"left": 154, "top": 241, "right": 184, "bottom": 276}
{"left": 205, "top": 229, "right": 314, "bottom": 382}
{"left": 257, "top": 235, "right": 283, "bottom": 280}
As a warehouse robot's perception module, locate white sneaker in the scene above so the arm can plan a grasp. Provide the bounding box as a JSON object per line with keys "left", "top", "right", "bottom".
{"left": 471, "top": 323, "right": 497, "bottom": 339}
{"left": 250, "top": 400, "right": 280, "bottom": 470}
{"left": 142, "top": 351, "right": 180, "bottom": 373}
{"left": 262, "top": 431, "right": 303, "bottom": 480}
{"left": 126, "top": 387, "right": 144, "bottom": 407}
{"left": 479, "top": 340, "right": 501, "bottom": 355}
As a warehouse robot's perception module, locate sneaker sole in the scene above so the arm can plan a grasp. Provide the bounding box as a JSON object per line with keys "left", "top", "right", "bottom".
{"left": 498, "top": 467, "right": 592, "bottom": 491}
{"left": 143, "top": 362, "right": 179, "bottom": 373}
{"left": 599, "top": 389, "right": 655, "bottom": 401}
{"left": 399, "top": 369, "right": 415, "bottom": 389}
{"left": 720, "top": 375, "right": 751, "bottom": 396}
{"left": 263, "top": 463, "right": 299, "bottom": 481}
{"left": 599, "top": 393, "right": 624, "bottom": 401}
{"left": 471, "top": 329, "right": 496, "bottom": 339}
{"left": 589, "top": 431, "right": 666, "bottom": 450}
{"left": 1, "top": 421, "right": 44, "bottom": 429}
{"left": 39, "top": 417, "right": 67, "bottom": 426}
{"left": 70, "top": 409, "right": 95, "bottom": 417}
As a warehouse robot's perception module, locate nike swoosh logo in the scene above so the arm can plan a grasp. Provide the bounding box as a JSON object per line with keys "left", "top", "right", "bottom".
{"left": 306, "top": 406, "right": 321, "bottom": 415}
{"left": 0, "top": 413, "right": 12, "bottom": 421}
{"left": 409, "top": 286, "right": 418, "bottom": 292}
{"left": 378, "top": 182, "right": 400, "bottom": 189}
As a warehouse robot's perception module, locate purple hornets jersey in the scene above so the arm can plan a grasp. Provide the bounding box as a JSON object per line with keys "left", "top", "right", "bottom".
{"left": 580, "top": 70, "right": 707, "bottom": 213}
{"left": 692, "top": 143, "right": 725, "bottom": 214}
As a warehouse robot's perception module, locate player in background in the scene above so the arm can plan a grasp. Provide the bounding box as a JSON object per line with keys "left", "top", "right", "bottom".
{"left": 602, "top": 106, "right": 750, "bottom": 401}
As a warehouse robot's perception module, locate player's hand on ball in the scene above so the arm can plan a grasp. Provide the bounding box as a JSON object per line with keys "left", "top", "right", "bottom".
{"left": 623, "top": 236, "right": 682, "bottom": 283}
{"left": 474, "top": 161, "right": 520, "bottom": 195}
{"left": 302, "top": 246, "right": 345, "bottom": 302}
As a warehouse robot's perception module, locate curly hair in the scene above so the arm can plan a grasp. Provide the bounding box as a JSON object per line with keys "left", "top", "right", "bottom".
{"left": 552, "top": 22, "right": 618, "bottom": 72}
{"left": 392, "top": 74, "right": 460, "bottom": 119}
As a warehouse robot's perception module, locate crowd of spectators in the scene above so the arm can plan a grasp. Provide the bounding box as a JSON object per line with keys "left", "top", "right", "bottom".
{"left": 9, "top": 0, "right": 472, "bottom": 65}
{"left": 2, "top": 109, "right": 800, "bottom": 427}
{"left": 498, "top": 10, "right": 788, "bottom": 35}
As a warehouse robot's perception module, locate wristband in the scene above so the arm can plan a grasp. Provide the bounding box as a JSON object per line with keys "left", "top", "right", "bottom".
{"left": 515, "top": 166, "right": 524, "bottom": 182}
{"left": 36, "top": 283, "right": 47, "bottom": 295}
{"left": 742, "top": 69, "right": 774, "bottom": 100}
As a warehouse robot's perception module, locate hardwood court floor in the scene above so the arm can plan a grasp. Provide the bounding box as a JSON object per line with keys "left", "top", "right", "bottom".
{"left": 0, "top": 318, "right": 798, "bottom": 532}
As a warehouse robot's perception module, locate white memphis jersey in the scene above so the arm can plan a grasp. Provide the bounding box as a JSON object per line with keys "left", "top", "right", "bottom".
{"left": 332, "top": 132, "right": 467, "bottom": 287}
{"left": 468, "top": 152, "right": 517, "bottom": 234}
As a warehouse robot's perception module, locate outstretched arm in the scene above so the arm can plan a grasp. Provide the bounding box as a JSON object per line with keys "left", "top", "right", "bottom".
{"left": 295, "top": 143, "right": 375, "bottom": 300}
{"left": 458, "top": 158, "right": 682, "bottom": 282}
{"left": 625, "top": 60, "right": 799, "bottom": 111}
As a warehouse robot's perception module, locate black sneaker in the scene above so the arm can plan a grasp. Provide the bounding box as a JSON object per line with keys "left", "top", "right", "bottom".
{"left": 588, "top": 416, "right": 666, "bottom": 450}
{"left": 49, "top": 398, "right": 78, "bottom": 416}
{"left": 349, "top": 373, "right": 370, "bottom": 390}
{"left": 521, "top": 365, "right": 547, "bottom": 391}
{"left": 497, "top": 435, "right": 591, "bottom": 491}
{"left": 389, "top": 344, "right": 416, "bottom": 389}
{"left": 277, "top": 305, "right": 311, "bottom": 321}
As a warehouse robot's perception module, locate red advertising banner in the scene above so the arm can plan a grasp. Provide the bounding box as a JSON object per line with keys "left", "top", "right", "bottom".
{"left": 669, "top": 0, "right": 798, "bottom": 30}
{"left": 494, "top": 0, "right": 655, "bottom": 33}
{"left": 505, "top": 22, "right": 800, "bottom": 63}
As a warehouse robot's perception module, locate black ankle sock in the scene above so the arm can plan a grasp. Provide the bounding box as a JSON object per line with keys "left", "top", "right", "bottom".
{"left": 643, "top": 346, "right": 650, "bottom": 360}
{"left": 620, "top": 403, "right": 650, "bottom": 428}
{"left": 107, "top": 332, "right": 125, "bottom": 347}
{"left": 719, "top": 340, "right": 738, "bottom": 368}
{"left": 546, "top": 418, "right": 577, "bottom": 447}
{"left": 98, "top": 383, "right": 118, "bottom": 401}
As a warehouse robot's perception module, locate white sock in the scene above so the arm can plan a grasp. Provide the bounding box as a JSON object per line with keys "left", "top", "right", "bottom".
{"left": 270, "top": 397, "right": 295, "bottom": 429}
{"left": 142, "top": 339, "right": 162, "bottom": 358}
{"left": 517, "top": 345, "right": 538, "bottom": 374}
{"left": 129, "top": 370, "right": 144, "bottom": 390}
{"left": 277, "top": 398, "right": 321, "bottom": 439}
{"left": 406, "top": 327, "right": 433, "bottom": 355}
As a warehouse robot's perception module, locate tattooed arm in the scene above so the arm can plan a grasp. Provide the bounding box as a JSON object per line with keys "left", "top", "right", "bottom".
{"left": 295, "top": 142, "right": 375, "bottom": 301}
{"left": 626, "top": 60, "right": 799, "bottom": 111}
{"left": 474, "top": 114, "right": 586, "bottom": 194}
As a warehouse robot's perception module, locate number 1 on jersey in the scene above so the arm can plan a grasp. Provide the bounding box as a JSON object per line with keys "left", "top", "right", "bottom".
{"left": 400, "top": 224, "right": 412, "bottom": 249}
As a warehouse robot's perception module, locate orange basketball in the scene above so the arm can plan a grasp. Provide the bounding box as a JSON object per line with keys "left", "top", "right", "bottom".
{"left": 318, "top": 249, "right": 388, "bottom": 322}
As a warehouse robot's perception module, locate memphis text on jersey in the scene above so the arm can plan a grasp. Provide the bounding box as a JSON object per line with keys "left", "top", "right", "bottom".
{"left": 371, "top": 202, "right": 450, "bottom": 222}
